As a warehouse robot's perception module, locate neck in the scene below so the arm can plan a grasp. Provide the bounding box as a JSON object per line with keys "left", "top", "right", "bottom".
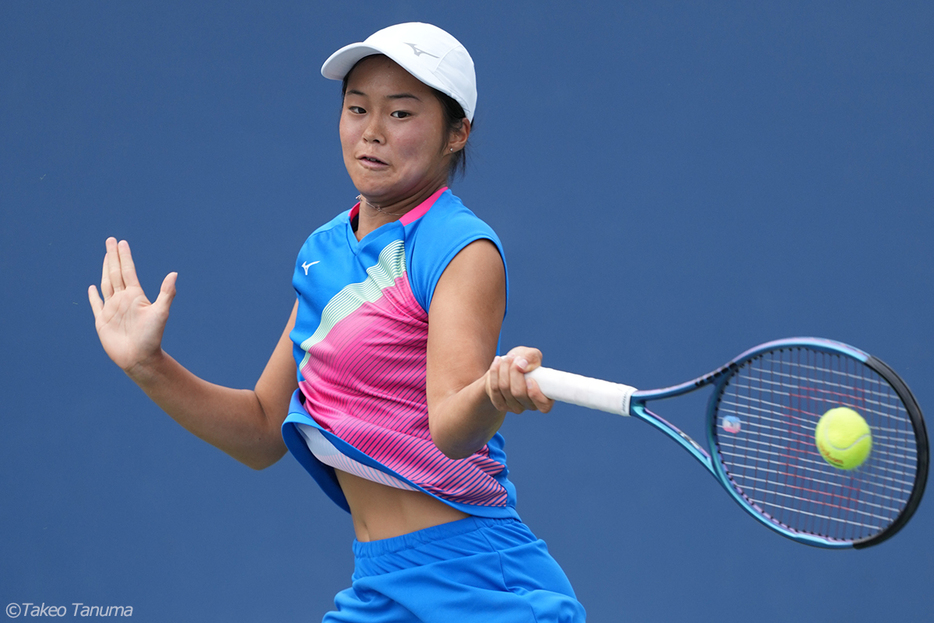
{"left": 357, "top": 195, "right": 405, "bottom": 216}
{"left": 354, "top": 183, "right": 447, "bottom": 240}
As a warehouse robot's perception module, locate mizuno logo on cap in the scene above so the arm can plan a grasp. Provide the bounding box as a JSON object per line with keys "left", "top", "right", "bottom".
{"left": 404, "top": 42, "right": 439, "bottom": 58}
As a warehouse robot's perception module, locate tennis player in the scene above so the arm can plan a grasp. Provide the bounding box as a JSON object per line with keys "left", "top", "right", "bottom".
{"left": 89, "top": 22, "right": 585, "bottom": 622}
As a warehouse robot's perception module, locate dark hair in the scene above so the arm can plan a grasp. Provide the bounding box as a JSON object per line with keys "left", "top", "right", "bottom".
{"left": 341, "top": 58, "right": 471, "bottom": 180}
{"left": 433, "top": 89, "right": 469, "bottom": 180}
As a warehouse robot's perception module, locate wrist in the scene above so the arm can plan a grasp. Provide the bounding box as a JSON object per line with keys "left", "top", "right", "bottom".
{"left": 123, "top": 348, "right": 170, "bottom": 386}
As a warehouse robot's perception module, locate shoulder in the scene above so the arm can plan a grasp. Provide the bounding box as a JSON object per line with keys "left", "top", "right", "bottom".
{"left": 412, "top": 191, "right": 499, "bottom": 242}
{"left": 306, "top": 209, "right": 352, "bottom": 240}
{"left": 405, "top": 190, "right": 508, "bottom": 312}
{"left": 406, "top": 190, "right": 504, "bottom": 267}
{"left": 406, "top": 191, "right": 503, "bottom": 265}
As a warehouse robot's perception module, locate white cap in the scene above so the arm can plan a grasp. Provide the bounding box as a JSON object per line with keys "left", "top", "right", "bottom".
{"left": 321, "top": 22, "right": 477, "bottom": 122}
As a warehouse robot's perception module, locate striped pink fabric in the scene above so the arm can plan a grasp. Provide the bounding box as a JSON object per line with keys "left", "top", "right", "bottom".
{"left": 297, "top": 272, "right": 508, "bottom": 507}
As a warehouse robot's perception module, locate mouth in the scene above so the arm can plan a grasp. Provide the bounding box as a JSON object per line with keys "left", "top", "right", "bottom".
{"left": 358, "top": 155, "right": 388, "bottom": 166}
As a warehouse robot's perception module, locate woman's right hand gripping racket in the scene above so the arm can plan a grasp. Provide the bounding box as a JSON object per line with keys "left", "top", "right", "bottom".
{"left": 526, "top": 338, "right": 928, "bottom": 548}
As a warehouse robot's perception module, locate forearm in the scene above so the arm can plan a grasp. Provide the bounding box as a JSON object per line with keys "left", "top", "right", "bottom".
{"left": 425, "top": 242, "right": 551, "bottom": 459}
{"left": 126, "top": 350, "right": 287, "bottom": 469}
{"left": 429, "top": 375, "right": 505, "bottom": 460}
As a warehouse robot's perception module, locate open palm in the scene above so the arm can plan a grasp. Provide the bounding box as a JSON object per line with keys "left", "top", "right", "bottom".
{"left": 88, "top": 238, "right": 177, "bottom": 373}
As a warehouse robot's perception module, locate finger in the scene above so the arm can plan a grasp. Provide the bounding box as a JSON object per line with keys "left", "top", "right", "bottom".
{"left": 497, "top": 356, "right": 531, "bottom": 413}
{"left": 510, "top": 350, "right": 553, "bottom": 412}
{"left": 486, "top": 356, "right": 507, "bottom": 412}
{"left": 105, "top": 237, "right": 125, "bottom": 292}
{"left": 525, "top": 377, "right": 554, "bottom": 414}
{"left": 88, "top": 285, "right": 103, "bottom": 319}
{"left": 489, "top": 356, "right": 523, "bottom": 413}
{"left": 509, "top": 359, "right": 539, "bottom": 412}
{"left": 100, "top": 240, "right": 114, "bottom": 299}
{"left": 117, "top": 239, "right": 142, "bottom": 289}
{"left": 153, "top": 272, "right": 178, "bottom": 313}
{"left": 505, "top": 346, "right": 543, "bottom": 370}
{"left": 506, "top": 349, "right": 552, "bottom": 413}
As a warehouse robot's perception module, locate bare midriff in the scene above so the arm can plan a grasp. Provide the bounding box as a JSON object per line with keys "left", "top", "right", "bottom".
{"left": 335, "top": 470, "right": 470, "bottom": 542}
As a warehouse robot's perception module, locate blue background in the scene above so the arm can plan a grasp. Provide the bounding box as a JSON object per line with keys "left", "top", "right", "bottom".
{"left": 3, "top": 2, "right": 932, "bottom": 620}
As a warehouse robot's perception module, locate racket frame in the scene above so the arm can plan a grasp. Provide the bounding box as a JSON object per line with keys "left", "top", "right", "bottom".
{"left": 532, "top": 337, "right": 928, "bottom": 549}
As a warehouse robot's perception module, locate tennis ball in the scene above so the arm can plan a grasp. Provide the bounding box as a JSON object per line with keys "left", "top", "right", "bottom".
{"left": 815, "top": 407, "right": 872, "bottom": 470}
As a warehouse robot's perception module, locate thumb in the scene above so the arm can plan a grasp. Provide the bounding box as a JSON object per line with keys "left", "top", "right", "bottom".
{"left": 88, "top": 285, "right": 104, "bottom": 319}
{"left": 153, "top": 272, "right": 178, "bottom": 312}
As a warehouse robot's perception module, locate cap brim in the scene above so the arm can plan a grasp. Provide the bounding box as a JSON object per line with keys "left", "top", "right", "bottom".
{"left": 321, "top": 43, "right": 383, "bottom": 80}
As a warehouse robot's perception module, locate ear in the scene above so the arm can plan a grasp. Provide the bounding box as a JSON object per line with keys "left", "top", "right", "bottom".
{"left": 446, "top": 118, "right": 471, "bottom": 154}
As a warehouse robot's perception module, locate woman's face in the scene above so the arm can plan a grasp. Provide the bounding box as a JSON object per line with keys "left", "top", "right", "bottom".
{"left": 340, "top": 55, "right": 456, "bottom": 206}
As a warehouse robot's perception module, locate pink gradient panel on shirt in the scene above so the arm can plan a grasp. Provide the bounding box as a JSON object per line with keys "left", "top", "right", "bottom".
{"left": 298, "top": 274, "right": 508, "bottom": 507}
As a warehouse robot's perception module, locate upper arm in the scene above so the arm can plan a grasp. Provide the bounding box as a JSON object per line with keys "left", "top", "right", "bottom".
{"left": 254, "top": 300, "right": 300, "bottom": 433}
{"left": 426, "top": 240, "right": 506, "bottom": 408}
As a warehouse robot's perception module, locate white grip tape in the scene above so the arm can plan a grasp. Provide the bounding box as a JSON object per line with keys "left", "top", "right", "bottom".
{"left": 525, "top": 367, "right": 635, "bottom": 416}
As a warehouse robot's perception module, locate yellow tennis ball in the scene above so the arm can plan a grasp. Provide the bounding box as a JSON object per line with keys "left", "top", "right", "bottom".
{"left": 815, "top": 407, "right": 872, "bottom": 470}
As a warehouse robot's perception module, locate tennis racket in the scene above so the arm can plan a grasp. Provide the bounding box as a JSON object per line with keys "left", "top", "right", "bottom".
{"left": 526, "top": 337, "right": 928, "bottom": 548}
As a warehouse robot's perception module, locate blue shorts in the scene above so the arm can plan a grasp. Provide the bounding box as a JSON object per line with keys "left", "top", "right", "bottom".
{"left": 324, "top": 517, "right": 586, "bottom": 622}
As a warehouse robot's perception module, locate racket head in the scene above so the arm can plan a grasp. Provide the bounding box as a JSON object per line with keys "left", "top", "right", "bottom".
{"left": 706, "top": 338, "right": 928, "bottom": 548}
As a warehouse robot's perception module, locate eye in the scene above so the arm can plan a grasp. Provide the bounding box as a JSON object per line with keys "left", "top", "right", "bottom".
{"left": 390, "top": 110, "right": 412, "bottom": 119}
{"left": 347, "top": 105, "right": 366, "bottom": 114}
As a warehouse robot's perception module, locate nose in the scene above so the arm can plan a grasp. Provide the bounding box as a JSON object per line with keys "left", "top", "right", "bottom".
{"left": 363, "top": 117, "right": 383, "bottom": 144}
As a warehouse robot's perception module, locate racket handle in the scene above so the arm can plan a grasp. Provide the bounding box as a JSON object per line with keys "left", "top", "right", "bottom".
{"left": 526, "top": 367, "right": 635, "bottom": 416}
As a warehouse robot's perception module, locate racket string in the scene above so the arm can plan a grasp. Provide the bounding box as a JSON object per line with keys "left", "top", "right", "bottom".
{"left": 713, "top": 347, "right": 919, "bottom": 543}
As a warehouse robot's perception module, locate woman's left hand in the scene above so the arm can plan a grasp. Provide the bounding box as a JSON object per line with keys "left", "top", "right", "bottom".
{"left": 485, "top": 347, "right": 554, "bottom": 414}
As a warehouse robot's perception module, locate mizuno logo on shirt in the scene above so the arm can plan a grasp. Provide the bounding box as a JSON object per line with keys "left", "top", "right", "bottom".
{"left": 302, "top": 261, "right": 320, "bottom": 275}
